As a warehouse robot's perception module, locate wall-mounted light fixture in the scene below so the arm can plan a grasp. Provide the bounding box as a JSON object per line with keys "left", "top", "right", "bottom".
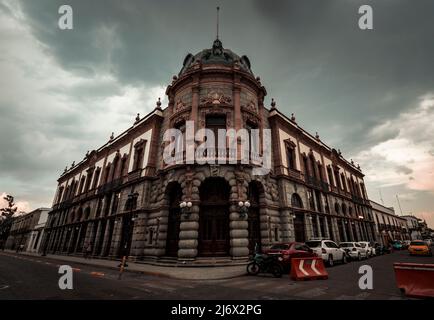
{"left": 238, "top": 201, "right": 250, "bottom": 219}
{"left": 179, "top": 201, "right": 193, "bottom": 218}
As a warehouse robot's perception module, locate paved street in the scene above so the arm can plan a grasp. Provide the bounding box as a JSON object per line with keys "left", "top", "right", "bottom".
{"left": 0, "top": 250, "right": 433, "bottom": 300}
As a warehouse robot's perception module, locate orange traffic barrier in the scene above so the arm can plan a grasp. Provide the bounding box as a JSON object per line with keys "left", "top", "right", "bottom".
{"left": 290, "top": 257, "right": 328, "bottom": 281}
{"left": 394, "top": 263, "right": 434, "bottom": 298}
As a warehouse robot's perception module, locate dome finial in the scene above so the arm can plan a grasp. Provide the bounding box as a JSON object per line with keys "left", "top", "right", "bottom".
{"left": 156, "top": 97, "right": 162, "bottom": 109}
{"left": 270, "top": 98, "right": 276, "bottom": 109}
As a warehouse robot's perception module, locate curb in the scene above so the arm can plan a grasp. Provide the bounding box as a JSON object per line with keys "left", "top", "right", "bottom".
{"left": 0, "top": 251, "right": 247, "bottom": 280}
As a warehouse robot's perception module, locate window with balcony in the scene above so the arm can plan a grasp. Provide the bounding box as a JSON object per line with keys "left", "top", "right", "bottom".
{"left": 285, "top": 141, "right": 297, "bottom": 171}
{"left": 307, "top": 189, "right": 315, "bottom": 210}
{"left": 133, "top": 139, "right": 147, "bottom": 171}
{"left": 327, "top": 166, "right": 334, "bottom": 186}
{"left": 340, "top": 173, "right": 347, "bottom": 191}
{"left": 78, "top": 176, "right": 86, "bottom": 195}
{"left": 92, "top": 168, "right": 101, "bottom": 189}
{"left": 302, "top": 155, "right": 309, "bottom": 176}
{"left": 206, "top": 114, "right": 226, "bottom": 158}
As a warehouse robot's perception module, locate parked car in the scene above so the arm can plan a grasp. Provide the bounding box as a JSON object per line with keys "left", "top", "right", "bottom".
{"left": 408, "top": 240, "right": 433, "bottom": 256}
{"left": 339, "top": 242, "right": 368, "bottom": 260}
{"left": 305, "top": 239, "right": 347, "bottom": 266}
{"left": 392, "top": 241, "right": 403, "bottom": 250}
{"left": 423, "top": 238, "right": 433, "bottom": 247}
{"left": 401, "top": 241, "right": 409, "bottom": 249}
{"left": 263, "top": 242, "right": 317, "bottom": 270}
{"left": 373, "top": 242, "right": 383, "bottom": 255}
{"left": 359, "top": 241, "right": 375, "bottom": 257}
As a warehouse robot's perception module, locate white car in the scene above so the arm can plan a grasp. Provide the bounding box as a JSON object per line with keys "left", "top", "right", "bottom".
{"left": 423, "top": 239, "right": 432, "bottom": 247}
{"left": 359, "top": 241, "right": 375, "bottom": 257}
{"left": 305, "top": 239, "right": 347, "bottom": 266}
{"left": 339, "top": 242, "right": 368, "bottom": 260}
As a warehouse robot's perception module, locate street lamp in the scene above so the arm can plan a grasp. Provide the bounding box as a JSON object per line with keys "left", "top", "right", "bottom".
{"left": 179, "top": 201, "right": 193, "bottom": 218}
{"left": 238, "top": 201, "right": 250, "bottom": 219}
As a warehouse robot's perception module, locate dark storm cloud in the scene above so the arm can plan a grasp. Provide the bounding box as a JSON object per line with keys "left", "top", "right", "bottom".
{"left": 395, "top": 165, "right": 413, "bottom": 175}
{"left": 2, "top": 0, "right": 434, "bottom": 216}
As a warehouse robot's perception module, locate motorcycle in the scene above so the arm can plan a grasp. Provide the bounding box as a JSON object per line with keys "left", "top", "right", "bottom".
{"left": 246, "top": 253, "right": 284, "bottom": 278}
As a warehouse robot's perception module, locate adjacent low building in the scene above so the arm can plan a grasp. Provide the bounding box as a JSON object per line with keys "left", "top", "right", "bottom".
{"left": 4, "top": 208, "right": 50, "bottom": 252}
{"left": 370, "top": 201, "right": 409, "bottom": 245}
{"left": 401, "top": 215, "right": 422, "bottom": 240}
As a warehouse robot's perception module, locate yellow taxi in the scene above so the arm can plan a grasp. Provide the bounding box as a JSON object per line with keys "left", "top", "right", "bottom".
{"left": 408, "top": 241, "right": 432, "bottom": 256}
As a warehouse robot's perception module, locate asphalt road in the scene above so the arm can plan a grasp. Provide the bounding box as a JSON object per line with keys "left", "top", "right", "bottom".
{"left": 0, "top": 249, "right": 433, "bottom": 300}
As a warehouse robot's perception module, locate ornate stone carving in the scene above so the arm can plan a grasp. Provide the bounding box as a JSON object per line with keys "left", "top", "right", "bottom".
{"left": 201, "top": 91, "right": 232, "bottom": 105}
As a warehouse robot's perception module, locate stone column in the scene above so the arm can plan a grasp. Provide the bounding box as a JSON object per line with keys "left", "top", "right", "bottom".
{"left": 230, "top": 203, "right": 249, "bottom": 259}
{"left": 178, "top": 204, "right": 199, "bottom": 260}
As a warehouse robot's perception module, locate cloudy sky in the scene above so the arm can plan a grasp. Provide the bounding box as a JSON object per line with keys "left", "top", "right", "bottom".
{"left": 1, "top": 0, "right": 433, "bottom": 227}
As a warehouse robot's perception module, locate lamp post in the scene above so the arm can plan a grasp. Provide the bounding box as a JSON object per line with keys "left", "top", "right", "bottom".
{"left": 238, "top": 201, "right": 250, "bottom": 219}
{"left": 119, "top": 191, "right": 139, "bottom": 269}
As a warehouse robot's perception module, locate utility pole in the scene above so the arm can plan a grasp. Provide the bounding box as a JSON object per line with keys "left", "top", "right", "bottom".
{"left": 396, "top": 194, "right": 403, "bottom": 216}
{"left": 379, "top": 189, "right": 384, "bottom": 205}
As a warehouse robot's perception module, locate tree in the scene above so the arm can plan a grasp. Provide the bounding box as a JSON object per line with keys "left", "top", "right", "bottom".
{"left": 1, "top": 194, "right": 17, "bottom": 220}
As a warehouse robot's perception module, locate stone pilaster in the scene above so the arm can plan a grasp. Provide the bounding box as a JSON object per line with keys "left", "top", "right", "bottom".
{"left": 280, "top": 209, "right": 292, "bottom": 242}
{"left": 323, "top": 216, "right": 330, "bottom": 239}
{"left": 316, "top": 215, "right": 322, "bottom": 238}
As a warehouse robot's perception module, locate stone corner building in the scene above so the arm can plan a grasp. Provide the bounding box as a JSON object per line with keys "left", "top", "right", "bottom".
{"left": 42, "top": 39, "right": 376, "bottom": 264}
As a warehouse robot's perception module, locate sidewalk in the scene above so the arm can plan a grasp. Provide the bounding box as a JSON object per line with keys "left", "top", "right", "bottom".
{"left": 2, "top": 250, "right": 247, "bottom": 280}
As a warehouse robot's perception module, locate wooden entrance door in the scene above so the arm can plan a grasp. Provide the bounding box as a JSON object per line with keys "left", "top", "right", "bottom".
{"left": 294, "top": 213, "right": 305, "bottom": 242}
{"left": 199, "top": 177, "right": 230, "bottom": 257}
{"left": 199, "top": 205, "right": 229, "bottom": 256}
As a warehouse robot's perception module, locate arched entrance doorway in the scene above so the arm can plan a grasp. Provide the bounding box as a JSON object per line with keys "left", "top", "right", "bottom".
{"left": 165, "top": 183, "right": 182, "bottom": 257}
{"left": 199, "top": 177, "right": 230, "bottom": 256}
{"left": 291, "top": 193, "right": 305, "bottom": 242}
{"left": 248, "top": 181, "right": 262, "bottom": 255}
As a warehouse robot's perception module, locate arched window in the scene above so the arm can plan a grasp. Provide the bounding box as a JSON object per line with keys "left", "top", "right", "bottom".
{"left": 342, "top": 203, "right": 347, "bottom": 216}
{"left": 291, "top": 193, "right": 303, "bottom": 208}
{"left": 84, "top": 207, "right": 91, "bottom": 220}
{"left": 335, "top": 203, "right": 340, "bottom": 215}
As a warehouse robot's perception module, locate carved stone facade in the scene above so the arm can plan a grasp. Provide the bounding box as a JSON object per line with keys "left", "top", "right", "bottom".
{"left": 41, "top": 39, "right": 376, "bottom": 265}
